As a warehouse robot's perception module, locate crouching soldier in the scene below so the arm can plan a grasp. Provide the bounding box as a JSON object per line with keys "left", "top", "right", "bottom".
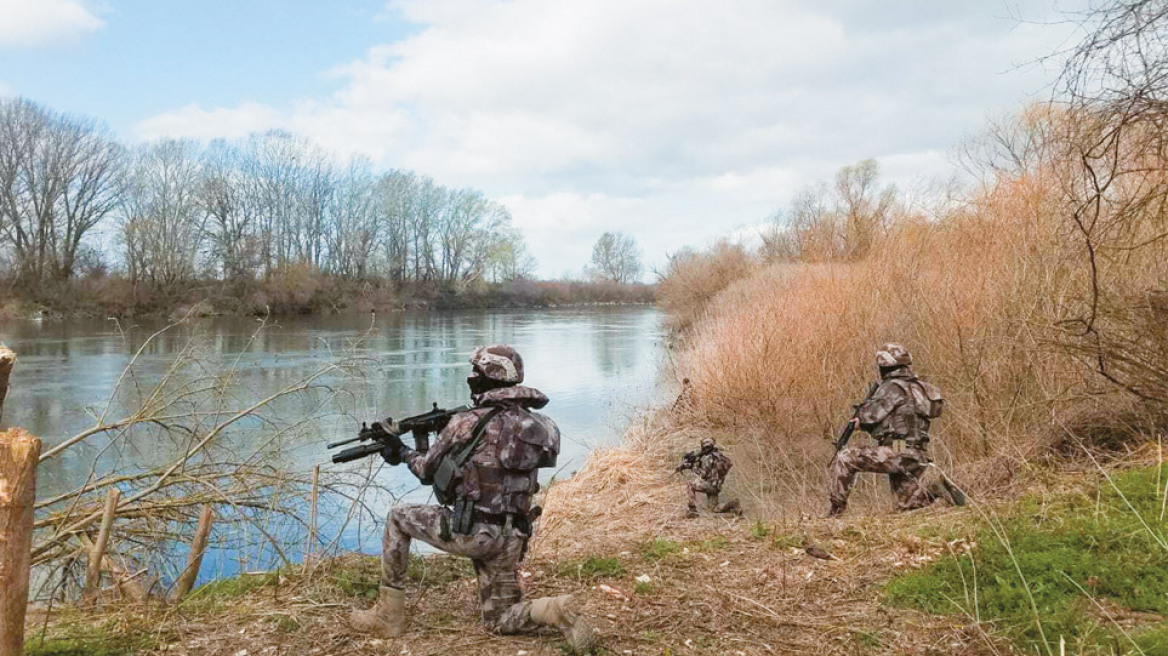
{"left": 828, "top": 343, "right": 965, "bottom": 517}
{"left": 677, "top": 438, "right": 740, "bottom": 517}
{"left": 350, "top": 345, "right": 597, "bottom": 652}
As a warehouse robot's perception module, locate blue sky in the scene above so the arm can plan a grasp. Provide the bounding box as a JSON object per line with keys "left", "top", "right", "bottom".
{"left": 0, "top": 0, "right": 1089, "bottom": 279}
{"left": 0, "top": 1, "right": 410, "bottom": 134}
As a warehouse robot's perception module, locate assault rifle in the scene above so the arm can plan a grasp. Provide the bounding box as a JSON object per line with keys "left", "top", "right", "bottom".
{"left": 832, "top": 381, "right": 880, "bottom": 457}
{"left": 675, "top": 449, "right": 700, "bottom": 473}
{"left": 328, "top": 402, "right": 469, "bottom": 464}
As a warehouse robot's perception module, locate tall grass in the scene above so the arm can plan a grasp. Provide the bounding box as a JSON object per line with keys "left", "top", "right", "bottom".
{"left": 663, "top": 156, "right": 1167, "bottom": 512}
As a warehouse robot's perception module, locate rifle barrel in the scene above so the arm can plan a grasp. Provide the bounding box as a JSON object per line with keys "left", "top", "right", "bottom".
{"left": 327, "top": 434, "right": 365, "bottom": 449}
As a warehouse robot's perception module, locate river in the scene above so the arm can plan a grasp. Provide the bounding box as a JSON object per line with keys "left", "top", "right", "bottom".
{"left": 0, "top": 306, "right": 666, "bottom": 587}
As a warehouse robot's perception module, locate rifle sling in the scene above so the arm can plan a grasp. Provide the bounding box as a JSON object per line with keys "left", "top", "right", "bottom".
{"left": 453, "top": 406, "right": 505, "bottom": 468}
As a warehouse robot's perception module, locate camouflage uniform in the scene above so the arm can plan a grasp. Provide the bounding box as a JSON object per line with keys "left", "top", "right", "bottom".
{"left": 355, "top": 345, "right": 593, "bottom": 651}
{"left": 678, "top": 439, "right": 739, "bottom": 514}
{"left": 386, "top": 384, "right": 557, "bottom": 632}
{"left": 829, "top": 361, "right": 955, "bottom": 514}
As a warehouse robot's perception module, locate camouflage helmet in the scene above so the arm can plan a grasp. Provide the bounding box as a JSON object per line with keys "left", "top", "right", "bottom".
{"left": 875, "top": 343, "right": 912, "bottom": 368}
{"left": 469, "top": 345, "right": 524, "bottom": 385}
{"left": 700, "top": 437, "right": 716, "bottom": 450}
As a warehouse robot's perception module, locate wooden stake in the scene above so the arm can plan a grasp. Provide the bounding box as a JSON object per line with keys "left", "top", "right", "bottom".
{"left": 306, "top": 464, "right": 320, "bottom": 558}
{"left": 0, "top": 428, "right": 40, "bottom": 656}
{"left": 0, "top": 347, "right": 15, "bottom": 426}
{"left": 172, "top": 504, "right": 214, "bottom": 601}
{"left": 77, "top": 532, "right": 147, "bottom": 603}
{"left": 83, "top": 487, "right": 120, "bottom": 603}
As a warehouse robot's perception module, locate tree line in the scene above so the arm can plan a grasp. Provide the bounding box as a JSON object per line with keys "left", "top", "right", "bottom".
{"left": 0, "top": 97, "right": 539, "bottom": 299}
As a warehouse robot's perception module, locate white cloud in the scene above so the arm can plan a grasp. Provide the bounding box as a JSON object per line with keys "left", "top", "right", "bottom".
{"left": 0, "top": 81, "right": 13, "bottom": 97}
{"left": 134, "top": 0, "right": 1087, "bottom": 278}
{"left": 0, "top": 0, "right": 104, "bottom": 48}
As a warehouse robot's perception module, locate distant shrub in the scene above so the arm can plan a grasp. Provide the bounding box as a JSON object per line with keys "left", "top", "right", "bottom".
{"left": 656, "top": 240, "right": 754, "bottom": 332}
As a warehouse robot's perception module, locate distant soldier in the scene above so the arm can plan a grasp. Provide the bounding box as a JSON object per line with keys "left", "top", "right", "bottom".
{"left": 828, "top": 343, "right": 965, "bottom": 517}
{"left": 350, "top": 345, "right": 596, "bottom": 652}
{"left": 676, "top": 437, "right": 740, "bottom": 517}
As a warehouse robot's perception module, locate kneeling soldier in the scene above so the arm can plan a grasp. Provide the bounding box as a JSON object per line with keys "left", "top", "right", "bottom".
{"left": 828, "top": 343, "right": 965, "bottom": 517}
{"left": 677, "top": 437, "right": 740, "bottom": 517}
{"left": 350, "top": 345, "right": 597, "bottom": 652}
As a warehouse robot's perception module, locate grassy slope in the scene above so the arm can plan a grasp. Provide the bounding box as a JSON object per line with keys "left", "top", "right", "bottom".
{"left": 888, "top": 464, "right": 1168, "bottom": 655}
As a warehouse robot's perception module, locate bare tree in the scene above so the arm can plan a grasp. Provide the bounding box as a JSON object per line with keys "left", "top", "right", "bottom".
{"left": 0, "top": 98, "right": 121, "bottom": 286}
{"left": 835, "top": 159, "right": 896, "bottom": 260}
{"left": 200, "top": 140, "right": 259, "bottom": 282}
{"left": 120, "top": 140, "right": 208, "bottom": 295}
{"left": 326, "top": 158, "right": 379, "bottom": 279}
{"left": 486, "top": 226, "right": 538, "bottom": 282}
{"left": 589, "top": 231, "right": 643, "bottom": 284}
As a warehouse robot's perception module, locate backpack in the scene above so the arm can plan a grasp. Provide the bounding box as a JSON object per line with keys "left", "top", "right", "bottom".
{"left": 908, "top": 379, "right": 944, "bottom": 419}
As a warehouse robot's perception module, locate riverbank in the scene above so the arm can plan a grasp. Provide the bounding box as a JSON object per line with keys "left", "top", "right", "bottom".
{"left": 25, "top": 405, "right": 1168, "bottom": 655}
{"left": 0, "top": 276, "right": 656, "bottom": 320}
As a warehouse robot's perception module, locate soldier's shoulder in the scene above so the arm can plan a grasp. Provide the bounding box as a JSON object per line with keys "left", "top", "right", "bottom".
{"left": 445, "top": 408, "right": 490, "bottom": 435}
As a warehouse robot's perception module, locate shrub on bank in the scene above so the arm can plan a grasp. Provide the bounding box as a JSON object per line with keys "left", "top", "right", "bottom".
{"left": 0, "top": 273, "right": 653, "bottom": 318}
{"left": 665, "top": 159, "right": 1168, "bottom": 509}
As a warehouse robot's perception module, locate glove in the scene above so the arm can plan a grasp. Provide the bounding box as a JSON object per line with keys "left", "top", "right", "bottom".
{"left": 381, "top": 443, "right": 403, "bottom": 466}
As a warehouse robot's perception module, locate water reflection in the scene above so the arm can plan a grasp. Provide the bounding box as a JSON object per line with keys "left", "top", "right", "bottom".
{"left": 0, "top": 307, "right": 664, "bottom": 582}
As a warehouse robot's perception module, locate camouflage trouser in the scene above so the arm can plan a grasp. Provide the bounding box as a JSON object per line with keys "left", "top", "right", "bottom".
{"left": 382, "top": 504, "right": 538, "bottom": 634}
{"left": 829, "top": 446, "right": 942, "bottom": 512}
{"left": 687, "top": 480, "right": 723, "bottom": 510}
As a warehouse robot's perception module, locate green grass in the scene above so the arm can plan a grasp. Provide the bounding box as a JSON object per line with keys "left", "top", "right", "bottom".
{"left": 185, "top": 570, "right": 280, "bottom": 601}
{"left": 886, "top": 465, "right": 1168, "bottom": 654}
{"left": 25, "top": 625, "right": 156, "bottom": 656}
{"left": 750, "top": 521, "right": 772, "bottom": 540}
{"left": 557, "top": 556, "right": 625, "bottom": 579}
{"left": 633, "top": 580, "right": 654, "bottom": 594}
{"left": 641, "top": 538, "right": 682, "bottom": 560}
{"left": 692, "top": 535, "right": 728, "bottom": 552}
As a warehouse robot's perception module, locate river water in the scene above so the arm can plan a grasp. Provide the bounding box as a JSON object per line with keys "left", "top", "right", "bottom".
{"left": 0, "top": 306, "right": 666, "bottom": 586}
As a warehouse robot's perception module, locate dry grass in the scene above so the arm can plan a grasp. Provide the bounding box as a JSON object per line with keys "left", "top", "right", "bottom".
{"left": 657, "top": 240, "right": 756, "bottom": 333}
{"left": 666, "top": 163, "right": 1168, "bottom": 513}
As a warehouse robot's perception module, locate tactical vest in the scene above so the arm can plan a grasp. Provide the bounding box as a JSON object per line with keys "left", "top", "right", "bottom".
{"left": 887, "top": 377, "right": 944, "bottom": 450}
{"left": 432, "top": 402, "right": 559, "bottom": 516}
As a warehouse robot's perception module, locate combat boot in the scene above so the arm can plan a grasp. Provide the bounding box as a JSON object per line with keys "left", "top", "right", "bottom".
{"left": 714, "top": 498, "right": 742, "bottom": 515}
{"left": 705, "top": 493, "right": 720, "bottom": 512}
{"left": 349, "top": 585, "right": 406, "bottom": 638}
{"left": 530, "top": 594, "right": 597, "bottom": 653}
{"left": 826, "top": 501, "right": 845, "bottom": 518}
{"left": 940, "top": 479, "right": 966, "bottom": 507}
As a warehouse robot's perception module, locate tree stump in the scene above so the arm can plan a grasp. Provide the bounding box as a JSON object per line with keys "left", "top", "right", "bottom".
{"left": 0, "top": 428, "right": 40, "bottom": 656}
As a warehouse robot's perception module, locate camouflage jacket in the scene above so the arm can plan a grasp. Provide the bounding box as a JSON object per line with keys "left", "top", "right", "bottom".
{"left": 855, "top": 367, "right": 932, "bottom": 449}
{"left": 406, "top": 386, "right": 560, "bottom": 516}
{"left": 679, "top": 448, "right": 733, "bottom": 488}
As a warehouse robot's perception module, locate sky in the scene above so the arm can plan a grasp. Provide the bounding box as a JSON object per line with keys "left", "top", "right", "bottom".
{"left": 0, "top": 0, "right": 1089, "bottom": 279}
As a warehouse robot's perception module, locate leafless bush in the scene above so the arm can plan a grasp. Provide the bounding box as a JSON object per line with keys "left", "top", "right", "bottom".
{"left": 27, "top": 316, "right": 392, "bottom": 603}
{"left": 1051, "top": 0, "right": 1168, "bottom": 405}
